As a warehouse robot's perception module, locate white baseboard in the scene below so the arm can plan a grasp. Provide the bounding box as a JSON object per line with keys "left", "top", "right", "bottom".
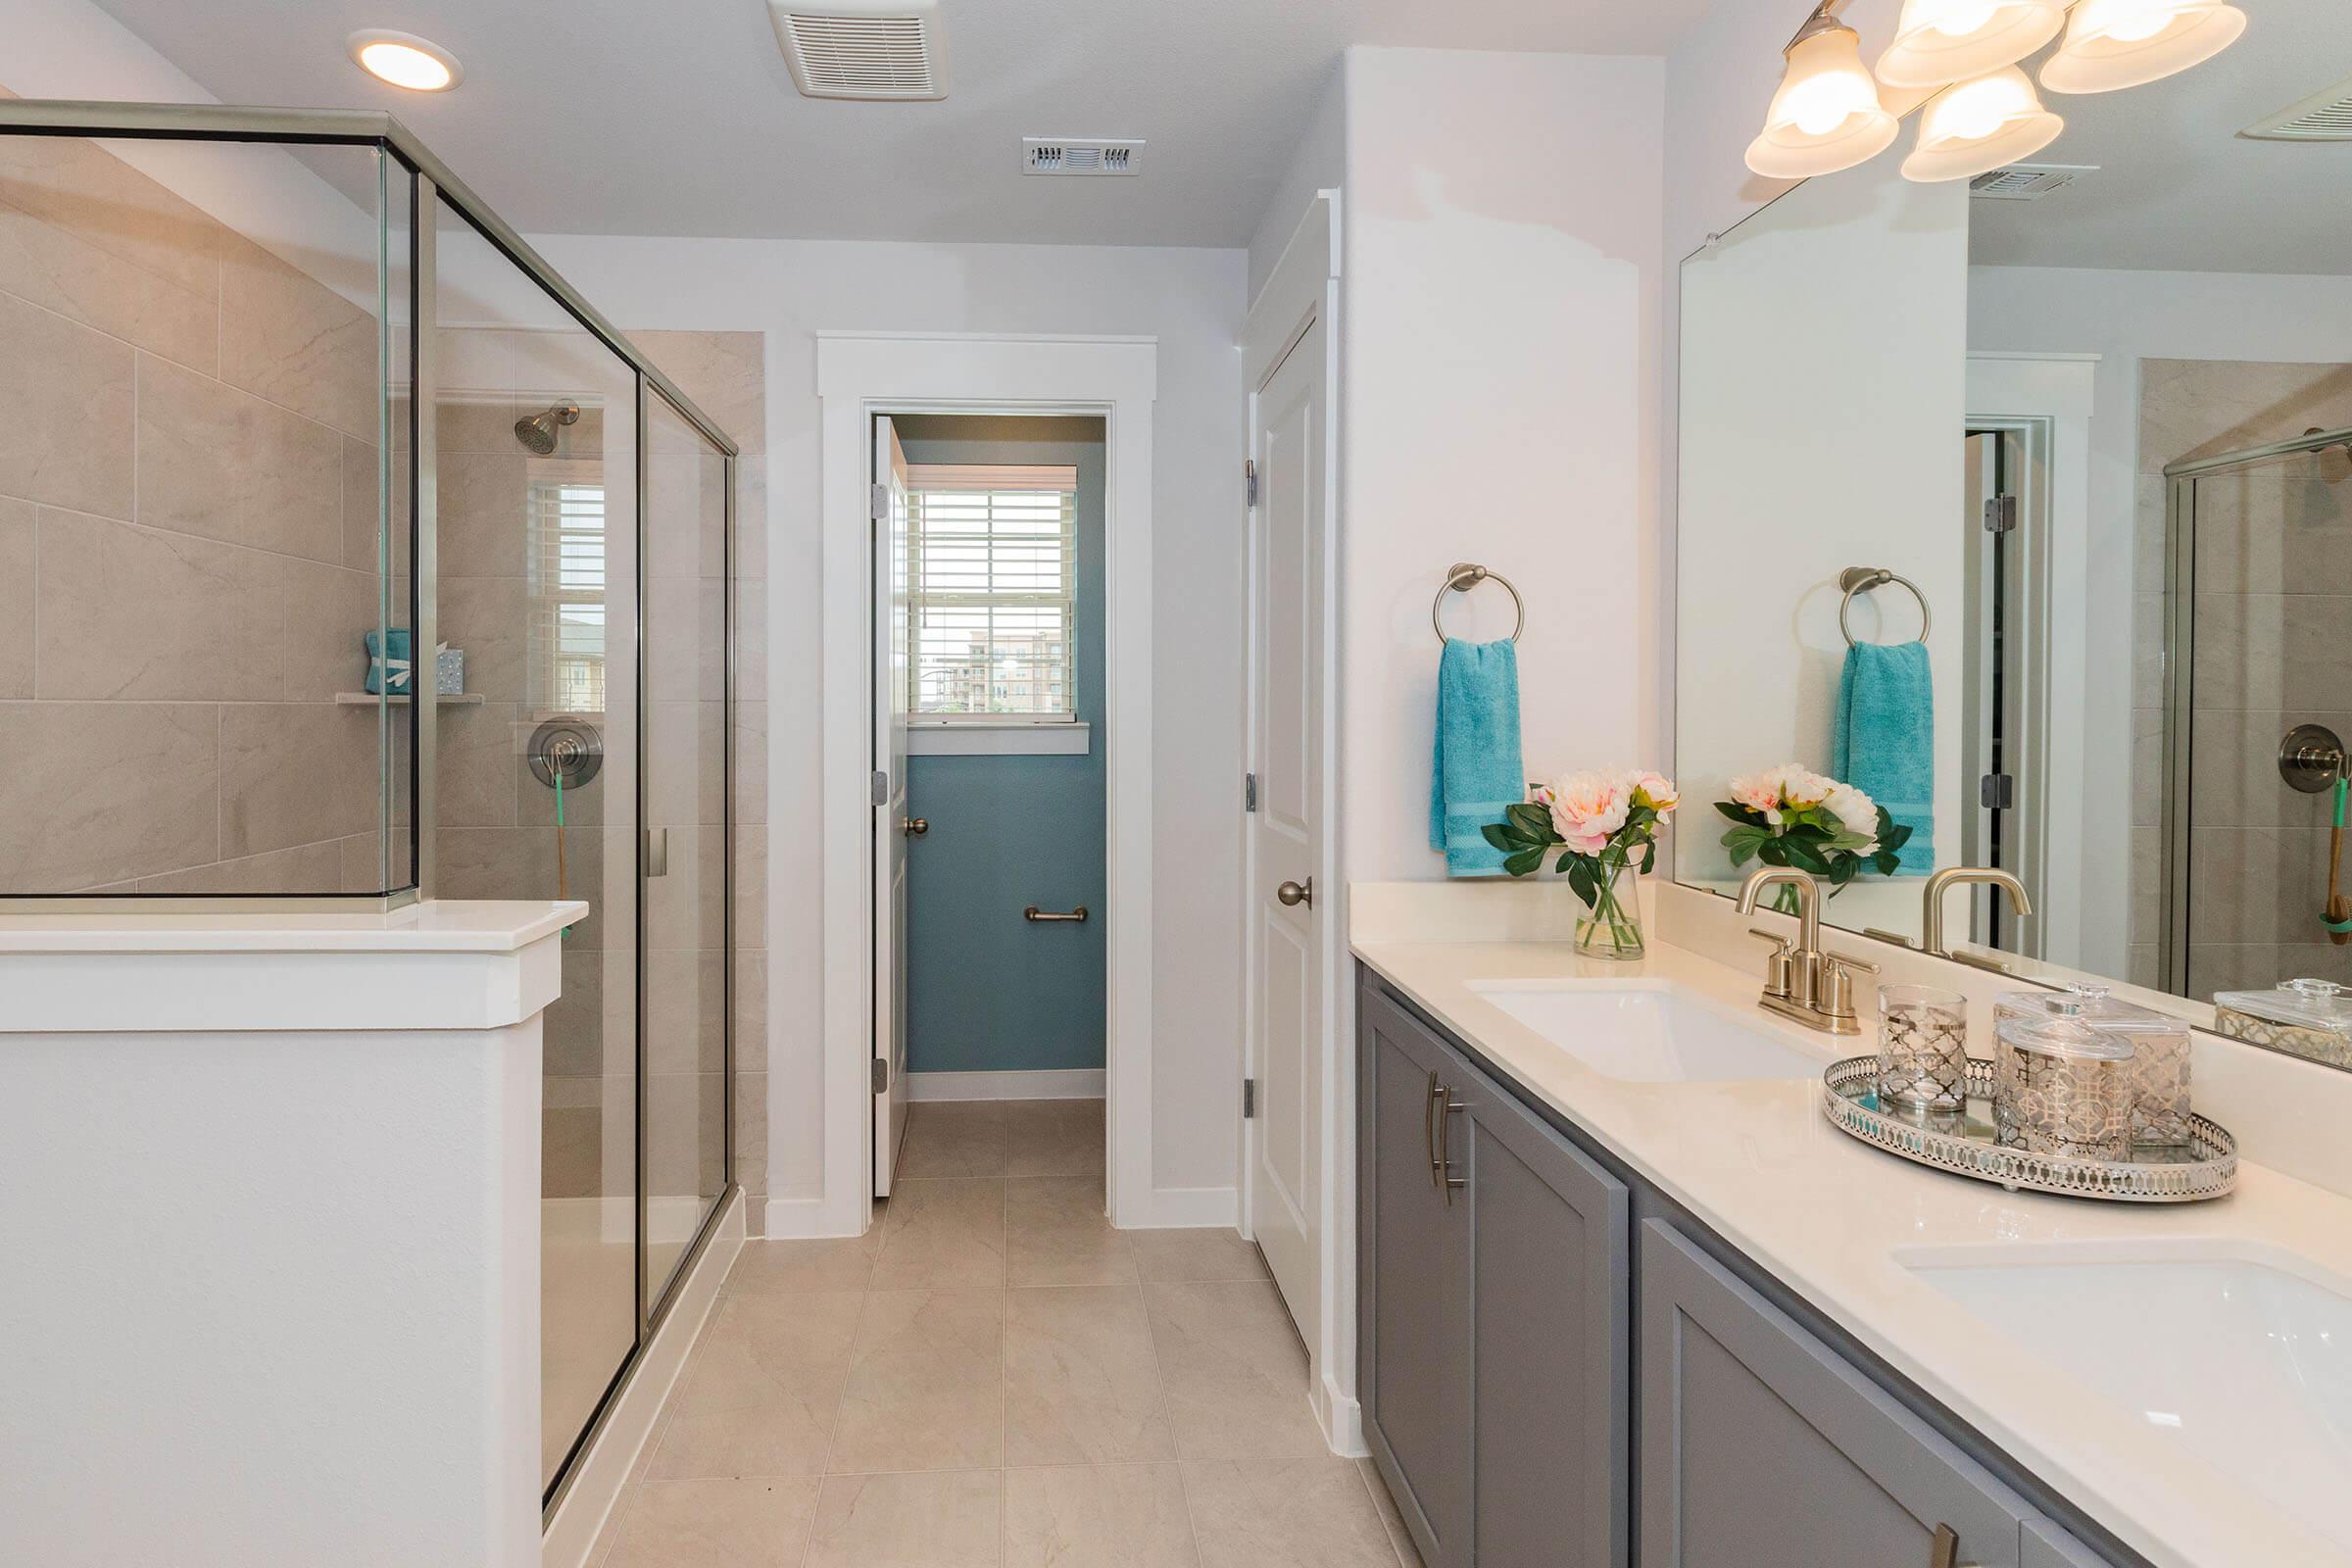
{"left": 542, "top": 1187, "right": 743, "bottom": 1568}
{"left": 1115, "top": 1183, "right": 1239, "bottom": 1230}
{"left": 1318, "top": 1376, "right": 1367, "bottom": 1458}
{"left": 762, "top": 1193, "right": 864, "bottom": 1240}
{"left": 906, "top": 1068, "right": 1106, "bottom": 1102}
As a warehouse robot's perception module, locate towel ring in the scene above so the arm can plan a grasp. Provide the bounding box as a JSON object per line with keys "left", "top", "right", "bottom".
{"left": 1837, "top": 566, "right": 1930, "bottom": 647}
{"left": 1433, "top": 563, "right": 1525, "bottom": 645}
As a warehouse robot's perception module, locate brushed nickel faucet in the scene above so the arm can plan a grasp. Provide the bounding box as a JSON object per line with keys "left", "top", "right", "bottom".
{"left": 1922, "top": 866, "right": 2034, "bottom": 968}
{"left": 1736, "top": 867, "right": 1878, "bottom": 1035}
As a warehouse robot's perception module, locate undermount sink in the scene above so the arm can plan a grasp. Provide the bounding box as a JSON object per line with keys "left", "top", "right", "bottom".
{"left": 1464, "top": 979, "right": 1831, "bottom": 1083}
{"left": 1903, "top": 1244, "right": 2352, "bottom": 1551}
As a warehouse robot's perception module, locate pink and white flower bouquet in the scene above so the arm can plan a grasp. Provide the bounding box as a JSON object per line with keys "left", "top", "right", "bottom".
{"left": 1483, "top": 769, "right": 1679, "bottom": 958}
{"left": 1714, "top": 763, "right": 1911, "bottom": 911}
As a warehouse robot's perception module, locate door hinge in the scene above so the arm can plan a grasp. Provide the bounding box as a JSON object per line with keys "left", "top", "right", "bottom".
{"left": 1243, "top": 1078, "right": 1255, "bottom": 1119}
{"left": 870, "top": 482, "right": 891, "bottom": 521}
{"left": 870, "top": 769, "right": 889, "bottom": 806}
{"left": 1984, "top": 494, "right": 2019, "bottom": 534}
{"left": 872, "top": 1056, "right": 890, "bottom": 1094}
{"left": 1245, "top": 459, "right": 1258, "bottom": 509}
{"left": 1980, "top": 772, "right": 2015, "bottom": 809}
{"left": 1244, "top": 771, "right": 1258, "bottom": 812}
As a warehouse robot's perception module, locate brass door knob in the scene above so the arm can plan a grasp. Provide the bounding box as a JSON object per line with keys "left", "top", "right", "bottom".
{"left": 1276, "top": 878, "right": 1313, "bottom": 908}
{"left": 904, "top": 816, "right": 929, "bottom": 837}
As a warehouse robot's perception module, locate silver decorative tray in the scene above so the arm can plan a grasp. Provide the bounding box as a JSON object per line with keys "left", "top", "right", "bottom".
{"left": 1821, "top": 1056, "right": 2237, "bottom": 1203}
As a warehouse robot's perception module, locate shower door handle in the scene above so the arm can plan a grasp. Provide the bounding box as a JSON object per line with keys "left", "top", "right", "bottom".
{"left": 643, "top": 828, "right": 669, "bottom": 877}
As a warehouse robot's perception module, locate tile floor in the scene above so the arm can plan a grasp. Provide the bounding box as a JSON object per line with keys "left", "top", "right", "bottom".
{"left": 589, "top": 1098, "right": 1423, "bottom": 1568}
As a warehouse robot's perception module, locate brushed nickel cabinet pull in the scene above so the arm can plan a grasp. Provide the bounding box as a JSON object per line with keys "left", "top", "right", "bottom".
{"left": 1425, "top": 1070, "right": 1444, "bottom": 1189}
{"left": 1930, "top": 1524, "right": 1981, "bottom": 1568}
{"left": 1436, "top": 1086, "right": 1467, "bottom": 1204}
{"left": 1023, "top": 906, "right": 1089, "bottom": 923}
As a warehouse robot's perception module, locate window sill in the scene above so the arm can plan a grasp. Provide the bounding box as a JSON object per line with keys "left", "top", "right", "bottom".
{"left": 907, "top": 722, "right": 1092, "bottom": 758}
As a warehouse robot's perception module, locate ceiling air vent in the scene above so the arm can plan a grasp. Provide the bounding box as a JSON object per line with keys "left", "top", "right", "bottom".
{"left": 1969, "top": 163, "right": 2095, "bottom": 200}
{"left": 1023, "top": 138, "right": 1144, "bottom": 177}
{"left": 2243, "top": 74, "right": 2352, "bottom": 141}
{"left": 766, "top": 0, "right": 948, "bottom": 102}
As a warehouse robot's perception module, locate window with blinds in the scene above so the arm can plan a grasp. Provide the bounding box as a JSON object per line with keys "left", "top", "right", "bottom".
{"left": 906, "top": 464, "right": 1079, "bottom": 721}
{"left": 526, "top": 471, "right": 609, "bottom": 714}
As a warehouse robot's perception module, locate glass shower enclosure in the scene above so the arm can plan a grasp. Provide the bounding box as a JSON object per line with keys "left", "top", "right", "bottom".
{"left": 0, "top": 101, "right": 738, "bottom": 1512}
{"left": 2159, "top": 423, "right": 2352, "bottom": 1002}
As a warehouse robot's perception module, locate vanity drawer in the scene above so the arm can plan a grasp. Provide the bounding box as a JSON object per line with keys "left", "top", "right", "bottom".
{"left": 1639, "top": 1218, "right": 2030, "bottom": 1568}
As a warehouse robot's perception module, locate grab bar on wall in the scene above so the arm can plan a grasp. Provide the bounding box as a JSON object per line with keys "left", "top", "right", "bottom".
{"left": 1024, "top": 906, "right": 1090, "bottom": 923}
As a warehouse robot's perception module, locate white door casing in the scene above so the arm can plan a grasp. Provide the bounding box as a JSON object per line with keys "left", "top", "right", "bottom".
{"left": 873, "top": 416, "right": 912, "bottom": 1197}
{"left": 1247, "top": 308, "right": 1326, "bottom": 1348}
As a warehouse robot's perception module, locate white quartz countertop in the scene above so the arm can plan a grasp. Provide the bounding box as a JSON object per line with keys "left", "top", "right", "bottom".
{"left": 1353, "top": 934, "right": 2352, "bottom": 1568}
{"left": 0, "top": 899, "right": 588, "bottom": 954}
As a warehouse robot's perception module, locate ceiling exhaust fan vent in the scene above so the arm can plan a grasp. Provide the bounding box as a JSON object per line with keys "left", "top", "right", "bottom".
{"left": 2243, "top": 74, "right": 2352, "bottom": 141}
{"left": 1969, "top": 163, "right": 2095, "bottom": 200}
{"left": 767, "top": 0, "right": 947, "bottom": 102}
{"left": 1023, "top": 138, "right": 1144, "bottom": 177}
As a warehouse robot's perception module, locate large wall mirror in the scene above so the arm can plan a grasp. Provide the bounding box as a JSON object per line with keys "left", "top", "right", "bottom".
{"left": 1675, "top": 0, "right": 2352, "bottom": 1019}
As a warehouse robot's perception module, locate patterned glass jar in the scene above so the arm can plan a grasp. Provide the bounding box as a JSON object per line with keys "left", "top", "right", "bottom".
{"left": 1996, "top": 984, "right": 2194, "bottom": 1149}
{"left": 1877, "top": 984, "right": 1970, "bottom": 1112}
{"left": 1993, "top": 1016, "right": 2136, "bottom": 1160}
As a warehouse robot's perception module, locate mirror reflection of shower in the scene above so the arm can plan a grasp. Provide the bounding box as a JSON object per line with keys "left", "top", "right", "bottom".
{"left": 514, "top": 401, "right": 581, "bottom": 456}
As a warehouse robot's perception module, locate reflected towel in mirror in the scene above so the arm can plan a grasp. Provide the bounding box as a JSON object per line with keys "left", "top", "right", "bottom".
{"left": 1429, "top": 639, "right": 1524, "bottom": 877}
{"left": 1833, "top": 640, "right": 1933, "bottom": 875}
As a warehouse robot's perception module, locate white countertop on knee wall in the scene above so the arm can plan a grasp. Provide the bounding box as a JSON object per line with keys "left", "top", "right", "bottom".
{"left": 1352, "top": 886, "right": 2352, "bottom": 1568}
{"left": 0, "top": 898, "right": 587, "bottom": 1032}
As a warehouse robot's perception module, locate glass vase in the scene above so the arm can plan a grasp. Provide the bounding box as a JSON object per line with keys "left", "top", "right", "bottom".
{"left": 1574, "top": 856, "right": 1646, "bottom": 961}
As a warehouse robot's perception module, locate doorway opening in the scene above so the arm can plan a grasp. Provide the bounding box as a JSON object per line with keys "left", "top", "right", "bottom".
{"left": 870, "top": 414, "right": 1111, "bottom": 1204}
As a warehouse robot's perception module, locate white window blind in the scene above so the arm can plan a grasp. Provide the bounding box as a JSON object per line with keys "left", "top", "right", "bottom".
{"left": 526, "top": 470, "right": 609, "bottom": 714}
{"left": 906, "top": 464, "right": 1078, "bottom": 720}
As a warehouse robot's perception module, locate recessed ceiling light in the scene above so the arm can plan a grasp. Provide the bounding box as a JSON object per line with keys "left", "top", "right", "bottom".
{"left": 347, "top": 29, "right": 464, "bottom": 92}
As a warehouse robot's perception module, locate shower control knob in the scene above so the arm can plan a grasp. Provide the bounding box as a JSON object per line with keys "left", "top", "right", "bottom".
{"left": 904, "top": 816, "right": 929, "bottom": 837}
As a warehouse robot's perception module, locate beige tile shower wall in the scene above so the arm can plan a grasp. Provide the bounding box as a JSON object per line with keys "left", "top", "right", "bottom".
{"left": 2130, "top": 360, "right": 2352, "bottom": 996}
{"left": 0, "top": 131, "right": 387, "bottom": 895}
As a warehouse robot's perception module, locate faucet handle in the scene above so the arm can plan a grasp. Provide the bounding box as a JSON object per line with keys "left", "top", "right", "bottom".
{"left": 1816, "top": 951, "right": 1880, "bottom": 1023}
{"left": 1747, "top": 928, "right": 1796, "bottom": 1001}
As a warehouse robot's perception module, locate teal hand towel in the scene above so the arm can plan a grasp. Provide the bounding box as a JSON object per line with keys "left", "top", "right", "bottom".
{"left": 1429, "top": 639, "right": 1524, "bottom": 878}
{"left": 1833, "top": 640, "right": 1934, "bottom": 875}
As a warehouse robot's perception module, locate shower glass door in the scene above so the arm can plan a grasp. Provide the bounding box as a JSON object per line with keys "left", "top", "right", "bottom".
{"left": 641, "top": 386, "right": 733, "bottom": 1310}
{"left": 2164, "top": 435, "right": 2352, "bottom": 1001}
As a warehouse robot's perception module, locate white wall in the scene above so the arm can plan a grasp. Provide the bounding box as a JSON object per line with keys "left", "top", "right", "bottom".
{"left": 1675, "top": 166, "right": 1969, "bottom": 938}
{"left": 1339, "top": 46, "right": 1664, "bottom": 883}
{"left": 1246, "top": 61, "right": 1344, "bottom": 308}
{"left": 525, "top": 233, "right": 1249, "bottom": 1208}
{"left": 1967, "top": 265, "right": 2352, "bottom": 976}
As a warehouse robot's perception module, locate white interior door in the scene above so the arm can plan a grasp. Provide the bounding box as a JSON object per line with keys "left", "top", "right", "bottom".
{"left": 873, "top": 416, "right": 912, "bottom": 1197}
{"left": 1247, "top": 312, "right": 1327, "bottom": 1339}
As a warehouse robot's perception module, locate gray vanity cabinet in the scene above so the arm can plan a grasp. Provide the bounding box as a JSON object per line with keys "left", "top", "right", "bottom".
{"left": 1457, "top": 1068, "right": 1629, "bottom": 1568}
{"left": 2024, "top": 1517, "right": 2110, "bottom": 1568}
{"left": 1638, "top": 1218, "right": 2030, "bottom": 1568}
{"left": 1362, "top": 984, "right": 1475, "bottom": 1568}
{"left": 1358, "top": 981, "right": 1631, "bottom": 1568}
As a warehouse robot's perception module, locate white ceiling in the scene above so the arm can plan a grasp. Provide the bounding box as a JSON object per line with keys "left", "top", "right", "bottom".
{"left": 85, "top": 0, "right": 1709, "bottom": 248}
{"left": 1970, "top": 0, "right": 2352, "bottom": 274}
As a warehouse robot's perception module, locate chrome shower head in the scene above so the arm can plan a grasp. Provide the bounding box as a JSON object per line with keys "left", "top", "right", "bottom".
{"left": 514, "top": 402, "right": 580, "bottom": 456}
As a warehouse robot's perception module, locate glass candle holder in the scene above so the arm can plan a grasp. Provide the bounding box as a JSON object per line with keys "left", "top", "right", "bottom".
{"left": 1877, "top": 984, "right": 1970, "bottom": 1112}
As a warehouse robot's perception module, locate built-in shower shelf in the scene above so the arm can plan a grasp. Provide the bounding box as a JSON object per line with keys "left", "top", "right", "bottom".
{"left": 333, "top": 691, "right": 487, "bottom": 706}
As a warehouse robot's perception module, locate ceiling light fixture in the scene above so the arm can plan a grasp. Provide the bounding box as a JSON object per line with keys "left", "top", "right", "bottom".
{"left": 1901, "top": 66, "right": 2065, "bottom": 181}
{"left": 1876, "top": 0, "right": 2067, "bottom": 89}
{"left": 346, "top": 29, "right": 464, "bottom": 92}
{"left": 2039, "top": 0, "right": 2246, "bottom": 94}
{"left": 1745, "top": 8, "right": 1899, "bottom": 177}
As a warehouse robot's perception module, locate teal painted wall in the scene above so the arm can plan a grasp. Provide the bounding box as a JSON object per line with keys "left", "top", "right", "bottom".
{"left": 900, "top": 416, "right": 1106, "bottom": 1075}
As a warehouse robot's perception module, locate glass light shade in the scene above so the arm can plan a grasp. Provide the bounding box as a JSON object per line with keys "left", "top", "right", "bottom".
{"left": 347, "top": 30, "right": 464, "bottom": 91}
{"left": 1900, "top": 67, "right": 2064, "bottom": 181}
{"left": 2039, "top": 0, "right": 2246, "bottom": 94}
{"left": 1876, "top": 0, "right": 2067, "bottom": 88}
{"left": 1745, "top": 24, "right": 1899, "bottom": 177}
